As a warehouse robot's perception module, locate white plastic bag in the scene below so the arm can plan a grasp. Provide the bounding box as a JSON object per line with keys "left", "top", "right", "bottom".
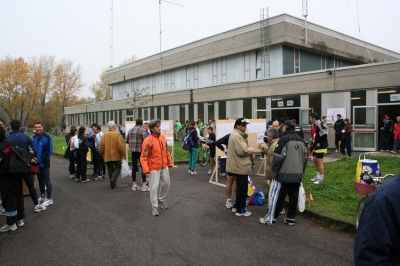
{"left": 268, "top": 180, "right": 275, "bottom": 209}
{"left": 121, "top": 159, "right": 131, "bottom": 179}
{"left": 297, "top": 182, "right": 306, "bottom": 212}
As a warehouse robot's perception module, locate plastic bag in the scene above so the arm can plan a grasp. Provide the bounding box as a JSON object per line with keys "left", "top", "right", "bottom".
{"left": 249, "top": 189, "right": 265, "bottom": 205}
{"left": 121, "top": 159, "right": 131, "bottom": 179}
{"left": 297, "top": 182, "right": 306, "bottom": 212}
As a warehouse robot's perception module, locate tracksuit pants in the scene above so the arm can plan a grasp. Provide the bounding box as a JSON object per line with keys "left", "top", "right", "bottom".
{"left": 232, "top": 174, "right": 248, "bottom": 214}
{"left": 0, "top": 175, "right": 25, "bottom": 225}
{"left": 148, "top": 168, "right": 170, "bottom": 208}
{"left": 37, "top": 167, "right": 52, "bottom": 199}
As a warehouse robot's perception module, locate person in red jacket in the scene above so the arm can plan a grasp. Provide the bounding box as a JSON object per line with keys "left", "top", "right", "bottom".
{"left": 140, "top": 120, "right": 173, "bottom": 216}
{"left": 391, "top": 115, "right": 400, "bottom": 154}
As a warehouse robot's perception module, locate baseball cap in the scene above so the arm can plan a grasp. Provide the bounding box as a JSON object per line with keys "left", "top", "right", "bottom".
{"left": 283, "top": 120, "right": 294, "bottom": 127}
{"left": 235, "top": 118, "right": 250, "bottom": 126}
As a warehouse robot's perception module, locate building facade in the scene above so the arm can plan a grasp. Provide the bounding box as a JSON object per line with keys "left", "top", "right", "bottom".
{"left": 65, "top": 14, "right": 400, "bottom": 151}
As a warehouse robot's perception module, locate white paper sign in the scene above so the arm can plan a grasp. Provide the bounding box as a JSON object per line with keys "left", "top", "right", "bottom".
{"left": 257, "top": 133, "right": 265, "bottom": 144}
{"left": 161, "top": 122, "right": 170, "bottom": 131}
{"left": 217, "top": 123, "right": 234, "bottom": 140}
{"left": 390, "top": 94, "right": 400, "bottom": 101}
{"left": 247, "top": 123, "right": 266, "bottom": 134}
{"left": 326, "top": 108, "right": 347, "bottom": 124}
{"left": 125, "top": 123, "right": 135, "bottom": 134}
{"left": 278, "top": 101, "right": 284, "bottom": 107}
{"left": 287, "top": 100, "right": 294, "bottom": 106}
{"left": 165, "top": 136, "right": 174, "bottom": 147}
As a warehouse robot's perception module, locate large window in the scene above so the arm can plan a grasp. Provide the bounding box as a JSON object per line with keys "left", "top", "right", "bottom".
{"left": 243, "top": 99, "right": 252, "bottom": 119}
{"left": 180, "top": 105, "right": 185, "bottom": 123}
{"left": 378, "top": 87, "right": 400, "bottom": 104}
{"left": 164, "top": 106, "right": 169, "bottom": 120}
{"left": 309, "top": 94, "right": 321, "bottom": 116}
{"left": 219, "top": 101, "right": 226, "bottom": 119}
{"left": 189, "top": 104, "right": 194, "bottom": 122}
{"left": 198, "top": 103, "right": 204, "bottom": 121}
{"left": 208, "top": 103, "right": 215, "bottom": 121}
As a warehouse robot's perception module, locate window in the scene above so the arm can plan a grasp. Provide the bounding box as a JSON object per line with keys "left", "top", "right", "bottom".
{"left": 164, "top": 106, "right": 169, "bottom": 120}
{"left": 221, "top": 58, "right": 227, "bottom": 83}
{"left": 170, "top": 70, "right": 175, "bottom": 91}
{"left": 294, "top": 49, "right": 300, "bottom": 73}
{"left": 208, "top": 103, "right": 214, "bottom": 121}
{"left": 243, "top": 99, "right": 252, "bottom": 118}
{"left": 309, "top": 94, "right": 321, "bottom": 117}
{"left": 180, "top": 105, "right": 185, "bottom": 123}
{"left": 257, "top": 98, "right": 266, "bottom": 110}
{"left": 256, "top": 51, "right": 262, "bottom": 79}
{"left": 186, "top": 66, "right": 191, "bottom": 88}
{"left": 321, "top": 56, "right": 326, "bottom": 69}
{"left": 198, "top": 103, "right": 204, "bottom": 121}
{"left": 219, "top": 101, "right": 226, "bottom": 119}
{"left": 193, "top": 65, "right": 198, "bottom": 88}
{"left": 157, "top": 106, "right": 162, "bottom": 119}
{"left": 212, "top": 60, "right": 218, "bottom": 85}
{"left": 271, "top": 95, "right": 300, "bottom": 108}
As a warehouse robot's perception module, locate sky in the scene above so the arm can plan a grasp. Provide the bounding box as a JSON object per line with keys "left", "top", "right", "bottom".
{"left": 1, "top": 0, "right": 399, "bottom": 98}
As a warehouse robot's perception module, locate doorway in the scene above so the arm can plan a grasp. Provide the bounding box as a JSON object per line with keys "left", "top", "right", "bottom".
{"left": 377, "top": 104, "right": 399, "bottom": 150}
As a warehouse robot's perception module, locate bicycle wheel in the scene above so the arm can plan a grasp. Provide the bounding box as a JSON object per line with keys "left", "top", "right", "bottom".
{"left": 355, "top": 196, "right": 366, "bottom": 229}
{"left": 197, "top": 149, "right": 209, "bottom": 167}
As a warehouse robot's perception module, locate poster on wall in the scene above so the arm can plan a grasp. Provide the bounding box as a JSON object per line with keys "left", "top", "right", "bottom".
{"left": 277, "top": 101, "right": 284, "bottom": 107}
{"left": 326, "top": 108, "right": 347, "bottom": 123}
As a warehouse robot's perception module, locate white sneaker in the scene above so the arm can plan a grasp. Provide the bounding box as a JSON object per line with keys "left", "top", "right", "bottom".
{"left": 34, "top": 204, "right": 46, "bottom": 213}
{"left": 191, "top": 171, "right": 197, "bottom": 175}
{"left": 221, "top": 173, "right": 226, "bottom": 177}
{"left": 141, "top": 186, "right": 149, "bottom": 192}
{"left": 225, "top": 200, "right": 233, "bottom": 209}
{"left": 38, "top": 197, "right": 46, "bottom": 204}
{"left": 310, "top": 176, "right": 318, "bottom": 182}
{"left": 313, "top": 178, "right": 323, "bottom": 185}
{"left": 235, "top": 211, "right": 252, "bottom": 217}
{"left": 231, "top": 208, "right": 237, "bottom": 213}
{"left": 188, "top": 170, "right": 191, "bottom": 174}
{"left": 17, "top": 220, "right": 24, "bottom": 227}
{"left": 259, "top": 217, "right": 275, "bottom": 225}
{"left": 131, "top": 185, "right": 141, "bottom": 191}
{"left": 0, "top": 223, "right": 17, "bottom": 232}
{"left": 279, "top": 208, "right": 286, "bottom": 214}
{"left": 152, "top": 206, "right": 159, "bottom": 216}
{"left": 207, "top": 170, "right": 212, "bottom": 175}
{"left": 44, "top": 198, "right": 53, "bottom": 206}
{"left": 390, "top": 151, "right": 397, "bottom": 154}
{"left": 69, "top": 174, "right": 75, "bottom": 180}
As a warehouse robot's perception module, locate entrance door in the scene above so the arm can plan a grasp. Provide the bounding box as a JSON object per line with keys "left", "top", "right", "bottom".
{"left": 299, "top": 108, "right": 313, "bottom": 140}
{"left": 253, "top": 109, "right": 271, "bottom": 121}
{"left": 353, "top": 106, "right": 377, "bottom": 151}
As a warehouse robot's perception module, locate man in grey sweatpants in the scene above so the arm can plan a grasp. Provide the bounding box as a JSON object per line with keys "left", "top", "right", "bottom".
{"left": 140, "top": 120, "right": 173, "bottom": 216}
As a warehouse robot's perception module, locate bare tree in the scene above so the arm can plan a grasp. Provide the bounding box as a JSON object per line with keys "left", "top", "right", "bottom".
{"left": 119, "top": 55, "right": 139, "bottom": 66}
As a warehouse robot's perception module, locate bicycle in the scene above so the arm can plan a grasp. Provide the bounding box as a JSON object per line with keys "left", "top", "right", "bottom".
{"left": 355, "top": 173, "right": 394, "bottom": 228}
{"left": 197, "top": 139, "right": 214, "bottom": 167}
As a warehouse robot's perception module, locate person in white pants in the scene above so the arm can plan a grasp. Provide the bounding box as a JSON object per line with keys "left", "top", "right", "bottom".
{"left": 140, "top": 120, "right": 173, "bottom": 216}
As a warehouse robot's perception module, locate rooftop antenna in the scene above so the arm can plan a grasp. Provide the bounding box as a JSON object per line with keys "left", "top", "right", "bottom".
{"left": 302, "top": 0, "right": 308, "bottom": 44}
{"left": 109, "top": 0, "right": 114, "bottom": 69}
{"left": 159, "top": 0, "right": 183, "bottom": 73}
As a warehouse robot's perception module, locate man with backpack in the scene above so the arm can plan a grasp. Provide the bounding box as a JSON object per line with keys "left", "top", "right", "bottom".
{"left": 7, "top": 120, "right": 46, "bottom": 213}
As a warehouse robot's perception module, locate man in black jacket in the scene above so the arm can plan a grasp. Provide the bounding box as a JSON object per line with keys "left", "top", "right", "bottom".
{"left": 354, "top": 174, "right": 400, "bottom": 265}
{"left": 333, "top": 114, "right": 344, "bottom": 152}
{"left": 380, "top": 113, "right": 393, "bottom": 151}
{"left": 259, "top": 120, "right": 307, "bottom": 226}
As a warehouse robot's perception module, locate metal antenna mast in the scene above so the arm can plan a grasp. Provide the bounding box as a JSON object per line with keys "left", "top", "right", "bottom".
{"left": 302, "top": 0, "right": 308, "bottom": 44}
{"left": 159, "top": 0, "right": 183, "bottom": 73}
{"left": 110, "top": 0, "right": 114, "bottom": 69}
{"left": 260, "top": 8, "right": 270, "bottom": 78}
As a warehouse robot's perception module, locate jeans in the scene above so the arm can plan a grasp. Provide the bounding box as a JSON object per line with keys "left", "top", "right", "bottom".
{"left": 106, "top": 161, "right": 122, "bottom": 181}
{"left": 219, "top": 158, "right": 226, "bottom": 174}
{"left": 381, "top": 132, "right": 393, "bottom": 150}
{"left": 340, "top": 137, "right": 352, "bottom": 157}
{"left": 37, "top": 167, "right": 52, "bottom": 199}
{"left": 188, "top": 147, "right": 197, "bottom": 171}
{"left": 76, "top": 150, "right": 88, "bottom": 181}
{"left": 393, "top": 139, "right": 400, "bottom": 152}
{"left": 232, "top": 174, "right": 248, "bottom": 214}
{"left": 131, "top": 152, "right": 146, "bottom": 182}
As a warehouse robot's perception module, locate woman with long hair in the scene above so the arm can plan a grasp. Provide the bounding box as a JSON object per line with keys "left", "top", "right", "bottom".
{"left": 75, "top": 127, "right": 89, "bottom": 183}
{"left": 67, "top": 126, "right": 78, "bottom": 179}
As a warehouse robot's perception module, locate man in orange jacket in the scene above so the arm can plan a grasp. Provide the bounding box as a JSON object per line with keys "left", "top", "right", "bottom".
{"left": 140, "top": 120, "right": 172, "bottom": 216}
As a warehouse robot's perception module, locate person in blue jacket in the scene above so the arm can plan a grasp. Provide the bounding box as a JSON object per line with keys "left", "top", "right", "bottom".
{"left": 354, "top": 174, "right": 400, "bottom": 265}
{"left": 32, "top": 122, "right": 54, "bottom": 206}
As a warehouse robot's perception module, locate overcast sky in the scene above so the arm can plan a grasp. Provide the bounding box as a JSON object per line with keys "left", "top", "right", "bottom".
{"left": 1, "top": 0, "right": 399, "bottom": 98}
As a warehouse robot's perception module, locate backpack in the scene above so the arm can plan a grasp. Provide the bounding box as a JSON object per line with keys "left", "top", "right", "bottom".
{"left": 182, "top": 130, "right": 194, "bottom": 151}
{"left": 5, "top": 146, "right": 39, "bottom": 174}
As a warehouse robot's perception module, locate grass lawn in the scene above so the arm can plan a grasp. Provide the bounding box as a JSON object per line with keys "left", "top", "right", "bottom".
{"left": 302, "top": 156, "right": 400, "bottom": 223}
{"left": 51, "top": 135, "right": 399, "bottom": 223}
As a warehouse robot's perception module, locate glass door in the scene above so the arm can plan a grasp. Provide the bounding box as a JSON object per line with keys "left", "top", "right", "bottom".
{"left": 299, "top": 108, "right": 313, "bottom": 140}
{"left": 353, "top": 106, "right": 377, "bottom": 151}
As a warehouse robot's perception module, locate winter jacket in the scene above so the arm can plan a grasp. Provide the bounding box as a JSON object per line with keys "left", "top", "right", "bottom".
{"left": 76, "top": 135, "right": 89, "bottom": 153}
{"left": 394, "top": 122, "right": 400, "bottom": 140}
{"left": 226, "top": 129, "right": 254, "bottom": 175}
{"left": 188, "top": 127, "right": 199, "bottom": 148}
{"left": 334, "top": 119, "right": 345, "bottom": 133}
{"left": 32, "top": 132, "right": 53, "bottom": 168}
{"left": 0, "top": 139, "right": 14, "bottom": 175}
{"left": 354, "top": 174, "right": 400, "bottom": 265}
{"left": 99, "top": 129, "right": 126, "bottom": 162}
{"left": 342, "top": 123, "right": 353, "bottom": 139}
{"left": 294, "top": 126, "right": 304, "bottom": 139}
{"left": 382, "top": 118, "right": 393, "bottom": 133}
{"left": 140, "top": 133, "right": 172, "bottom": 174}
{"left": 271, "top": 130, "right": 307, "bottom": 183}
{"left": 7, "top": 131, "right": 36, "bottom": 154}
{"left": 261, "top": 138, "right": 279, "bottom": 180}
{"left": 314, "top": 120, "right": 328, "bottom": 149}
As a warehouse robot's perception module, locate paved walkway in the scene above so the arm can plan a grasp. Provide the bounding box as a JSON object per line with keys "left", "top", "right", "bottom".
{"left": 0, "top": 156, "right": 356, "bottom": 265}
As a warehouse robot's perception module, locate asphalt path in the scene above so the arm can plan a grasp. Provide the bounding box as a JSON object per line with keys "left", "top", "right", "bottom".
{"left": 0, "top": 157, "right": 355, "bottom": 265}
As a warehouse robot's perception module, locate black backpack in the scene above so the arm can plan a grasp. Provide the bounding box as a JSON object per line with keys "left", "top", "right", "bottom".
{"left": 182, "top": 130, "right": 194, "bottom": 151}
{"left": 6, "top": 146, "right": 39, "bottom": 174}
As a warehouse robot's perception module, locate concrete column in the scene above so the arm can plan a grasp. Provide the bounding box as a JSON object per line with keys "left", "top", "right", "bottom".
{"left": 227, "top": 100, "right": 243, "bottom": 119}
{"left": 301, "top": 95, "right": 309, "bottom": 109}
{"left": 204, "top": 103, "right": 208, "bottom": 122}
{"left": 185, "top": 104, "right": 189, "bottom": 121}
{"left": 251, "top": 98, "right": 257, "bottom": 118}
{"left": 214, "top": 102, "right": 219, "bottom": 120}
{"left": 161, "top": 106, "right": 164, "bottom": 120}
{"left": 194, "top": 103, "right": 198, "bottom": 121}
{"left": 366, "top": 89, "right": 377, "bottom": 106}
